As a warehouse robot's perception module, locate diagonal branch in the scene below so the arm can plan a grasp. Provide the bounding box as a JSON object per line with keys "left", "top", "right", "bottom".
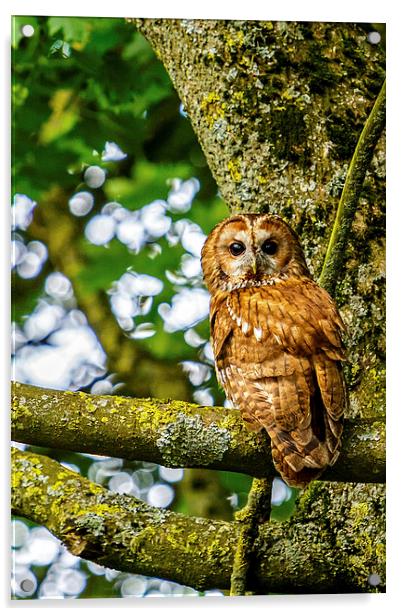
{"left": 11, "top": 447, "right": 233, "bottom": 590}
{"left": 11, "top": 447, "right": 385, "bottom": 593}
{"left": 319, "top": 79, "right": 386, "bottom": 295}
{"left": 11, "top": 381, "right": 385, "bottom": 482}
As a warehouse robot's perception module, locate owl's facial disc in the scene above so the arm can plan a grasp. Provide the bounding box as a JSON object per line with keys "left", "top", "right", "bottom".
{"left": 201, "top": 213, "right": 311, "bottom": 294}
{"left": 219, "top": 224, "right": 294, "bottom": 282}
{"left": 217, "top": 227, "right": 258, "bottom": 279}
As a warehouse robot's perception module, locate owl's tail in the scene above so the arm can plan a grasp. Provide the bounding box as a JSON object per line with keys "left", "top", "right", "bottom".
{"left": 265, "top": 402, "right": 343, "bottom": 489}
{"left": 269, "top": 435, "right": 332, "bottom": 488}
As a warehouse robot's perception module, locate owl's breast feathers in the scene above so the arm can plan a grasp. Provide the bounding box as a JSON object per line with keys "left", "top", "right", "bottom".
{"left": 210, "top": 276, "right": 347, "bottom": 487}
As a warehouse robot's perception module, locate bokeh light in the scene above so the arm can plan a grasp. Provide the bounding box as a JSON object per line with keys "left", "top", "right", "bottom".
{"left": 167, "top": 178, "right": 200, "bottom": 213}
{"left": 84, "top": 165, "right": 106, "bottom": 189}
{"left": 12, "top": 194, "right": 37, "bottom": 230}
{"left": 45, "top": 272, "right": 73, "bottom": 300}
{"left": 159, "top": 466, "right": 184, "bottom": 483}
{"left": 192, "top": 388, "right": 214, "bottom": 406}
{"left": 147, "top": 483, "right": 175, "bottom": 508}
{"left": 69, "top": 191, "right": 94, "bottom": 217}
{"left": 158, "top": 288, "right": 210, "bottom": 333}
{"left": 85, "top": 214, "right": 116, "bottom": 245}
{"left": 271, "top": 478, "right": 293, "bottom": 506}
{"left": 21, "top": 24, "right": 35, "bottom": 37}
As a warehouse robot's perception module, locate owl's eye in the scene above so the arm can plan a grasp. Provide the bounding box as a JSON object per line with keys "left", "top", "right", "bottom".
{"left": 229, "top": 241, "right": 246, "bottom": 256}
{"left": 261, "top": 239, "right": 278, "bottom": 255}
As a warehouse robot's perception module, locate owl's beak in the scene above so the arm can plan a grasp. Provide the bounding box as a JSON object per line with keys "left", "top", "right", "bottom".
{"left": 251, "top": 259, "right": 257, "bottom": 275}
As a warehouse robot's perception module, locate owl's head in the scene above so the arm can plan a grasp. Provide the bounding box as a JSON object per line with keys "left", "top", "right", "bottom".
{"left": 201, "top": 213, "right": 310, "bottom": 293}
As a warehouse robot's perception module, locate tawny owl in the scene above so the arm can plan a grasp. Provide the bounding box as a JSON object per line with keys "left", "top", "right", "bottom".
{"left": 201, "top": 214, "right": 347, "bottom": 488}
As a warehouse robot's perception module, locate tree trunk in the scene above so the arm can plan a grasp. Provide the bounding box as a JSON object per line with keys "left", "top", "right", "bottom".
{"left": 136, "top": 19, "right": 386, "bottom": 420}
{"left": 135, "top": 17, "right": 386, "bottom": 591}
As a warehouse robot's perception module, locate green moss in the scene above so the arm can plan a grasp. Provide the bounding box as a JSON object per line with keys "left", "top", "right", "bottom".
{"left": 301, "top": 41, "right": 342, "bottom": 93}
{"left": 296, "top": 480, "right": 323, "bottom": 515}
{"left": 350, "top": 502, "right": 369, "bottom": 527}
{"left": 371, "top": 421, "right": 386, "bottom": 441}
{"left": 129, "top": 528, "right": 154, "bottom": 564}
{"left": 218, "top": 411, "right": 255, "bottom": 455}
{"left": 354, "top": 420, "right": 385, "bottom": 451}
{"left": 351, "top": 364, "right": 386, "bottom": 418}
{"left": 128, "top": 398, "right": 191, "bottom": 433}
{"left": 326, "top": 113, "right": 363, "bottom": 160}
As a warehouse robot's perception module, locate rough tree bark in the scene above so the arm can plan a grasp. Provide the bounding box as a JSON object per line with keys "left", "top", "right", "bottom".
{"left": 12, "top": 19, "right": 386, "bottom": 594}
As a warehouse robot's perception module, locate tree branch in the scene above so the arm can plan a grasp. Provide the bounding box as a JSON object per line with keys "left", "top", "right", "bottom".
{"left": 11, "top": 381, "right": 385, "bottom": 482}
{"left": 11, "top": 447, "right": 385, "bottom": 593}
{"left": 319, "top": 79, "right": 386, "bottom": 295}
{"left": 11, "top": 447, "right": 233, "bottom": 591}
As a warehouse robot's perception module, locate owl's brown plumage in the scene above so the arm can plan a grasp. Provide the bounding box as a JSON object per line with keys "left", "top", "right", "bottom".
{"left": 201, "top": 214, "right": 347, "bottom": 488}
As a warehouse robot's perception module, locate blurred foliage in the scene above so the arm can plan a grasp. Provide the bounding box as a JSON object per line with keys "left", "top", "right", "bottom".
{"left": 11, "top": 16, "right": 297, "bottom": 599}
{"left": 12, "top": 15, "right": 226, "bottom": 329}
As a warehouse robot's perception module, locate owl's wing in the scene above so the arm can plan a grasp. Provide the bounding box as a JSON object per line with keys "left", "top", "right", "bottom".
{"left": 222, "top": 278, "right": 347, "bottom": 486}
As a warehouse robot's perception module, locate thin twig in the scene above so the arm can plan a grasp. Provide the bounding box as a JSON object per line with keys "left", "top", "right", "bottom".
{"left": 319, "top": 79, "right": 386, "bottom": 294}
{"left": 230, "top": 477, "right": 273, "bottom": 596}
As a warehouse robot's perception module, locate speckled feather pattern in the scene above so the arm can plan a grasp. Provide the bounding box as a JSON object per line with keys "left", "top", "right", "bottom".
{"left": 202, "top": 214, "right": 347, "bottom": 487}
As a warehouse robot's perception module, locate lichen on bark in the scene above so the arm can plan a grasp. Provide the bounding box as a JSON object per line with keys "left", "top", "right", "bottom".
{"left": 254, "top": 481, "right": 385, "bottom": 594}
{"left": 156, "top": 412, "right": 231, "bottom": 466}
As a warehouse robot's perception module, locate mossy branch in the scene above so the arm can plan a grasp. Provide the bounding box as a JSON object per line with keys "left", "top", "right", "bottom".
{"left": 11, "top": 447, "right": 385, "bottom": 593}
{"left": 319, "top": 79, "right": 386, "bottom": 295}
{"left": 12, "top": 381, "right": 385, "bottom": 482}
{"left": 11, "top": 446, "right": 234, "bottom": 590}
